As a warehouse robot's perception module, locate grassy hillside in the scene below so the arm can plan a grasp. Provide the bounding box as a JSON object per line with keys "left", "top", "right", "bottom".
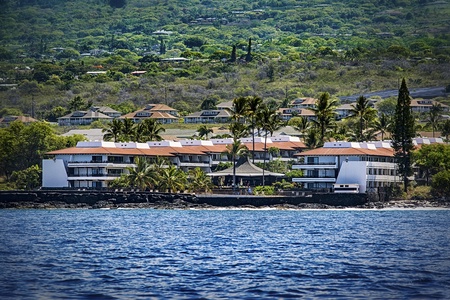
{"left": 0, "top": 0, "right": 449, "bottom": 119}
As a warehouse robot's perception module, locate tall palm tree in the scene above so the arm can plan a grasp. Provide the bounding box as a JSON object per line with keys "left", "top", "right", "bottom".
{"left": 291, "top": 116, "right": 310, "bottom": 141}
{"left": 136, "top": 118, "right": 165, "bottom": 142}
{"left": 121, "top": 118, "right": 136, "bottom": 142}
{"left": 103, "top": 119, "right": 123, "bottom": 142}
{"left": 224, "top": 139, "right": 248, "bottom": 191}
{"left": 304, "top": 128, "right": 321, "bottom": 149}
{"left": 426, "top": 103, "right": 443, "bottom": 138}
{"left": 258, "top": 105, "right": 283, "bottom": 185}
{"left": 246, "top": 95, "right": 263, "bottom": 163}
{"left": 197, "top": 125, "right": 213, "bottom": 140}
{"left": 347, "top": 95, "right": 377, "bottom": 141}
{"left": 311, "top": 92, "right": 338, "bottom": 143}
{"left": 229, "top": 122, "right": 249, "bottom": 139}
{"left": 232, "top": 96, "right": 249, "bottom": 122}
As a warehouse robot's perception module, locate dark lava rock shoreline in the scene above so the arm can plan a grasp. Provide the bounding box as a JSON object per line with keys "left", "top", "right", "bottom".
{"left": 0, "top": 190, "right": 448, "bottom": 210}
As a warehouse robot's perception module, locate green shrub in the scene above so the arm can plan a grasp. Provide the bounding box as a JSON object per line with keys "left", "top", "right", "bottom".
{"left": 254, "top": 185, "right": 275, "bottom": 195}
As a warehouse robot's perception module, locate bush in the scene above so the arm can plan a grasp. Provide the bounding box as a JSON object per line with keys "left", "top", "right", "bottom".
{"left": 254, "top": 185, "right": 275, "bottom": 195}
{"left": 431, "top": 170, "right": 450, "bottom": 197}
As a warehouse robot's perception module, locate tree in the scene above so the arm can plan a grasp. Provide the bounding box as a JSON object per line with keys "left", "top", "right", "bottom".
{"left": 246, "top": 95, "right": 263, "bottom": 163}
{"left": 258, "top": 105, "right": 283, "bottom": 185}
{"left": 126, "top": 156, "right": 153, "bottom": 190}
{"left": 10, "top": 165, "right": 41, "bottom": 190}
{"left": 121, "top": 118, "right": 136, "bottom": 142}
{"left": 392, "top": 79, "right": 416, "bottom": 192}
{"left": 441, "top": 119, "right": 450, "bottom": 141}
{"left": 413, "top": 144, "right": 450, "bottom": 185}
{"left": 197, "top": 125, "right": 213, "bottom": 140}
{"left": 426, "top": 103, "right": 443, "bottom": 138}
{"left": 230, "top": 45, "right": 237, "bottom": 62}
{"left": 109, "top": 0, "right": 127, "bottom": 8}
{"left": 288, "top": 116, "right": 310, "bottom": 140}
{"left": 373, "top": 113, "right": 393, "bottom": 140}
{"left": 245, "top": 38, "right": 252, "bottom": 62}
{"left": 224, "top": 139, "right": 248, "bottom": 191}
{"left": 68, "top": 96, "right": 90, "bottom": 112}
{"left": 311, "top": 92, "right": 337, "bottom": 143}
{"left": 158, "top": 165, "right": 187, "bottom": 193}
{"left": 136, "top": 118, "right": 165, "bottom": 142}
{"left": 188, "top": 167, "right": 213, "bottom": 193}
{"left": 431, "top": 170, "right": 450, "bottom": 197}
{"left": 103, "top": 119, "right": 124, "bottom": 142}
{"left": 200, "top": 96, "right": 218, "bottom": 110}
{"left": 347, "top": 95, "right": 377, "bottom": 141}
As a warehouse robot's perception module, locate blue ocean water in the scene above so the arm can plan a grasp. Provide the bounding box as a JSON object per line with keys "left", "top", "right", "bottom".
{"left": 0, "top": 209, "right": 449, "bottom": 299}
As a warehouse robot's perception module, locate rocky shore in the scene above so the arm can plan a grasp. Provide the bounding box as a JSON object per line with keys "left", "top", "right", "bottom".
{"left": 0, "top": 190, "right": 448, "bottom": 210}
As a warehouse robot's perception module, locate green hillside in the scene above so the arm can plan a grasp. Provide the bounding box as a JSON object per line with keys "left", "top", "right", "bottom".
{"left": 0, "top": 0, "right": 449, "bottom": 119}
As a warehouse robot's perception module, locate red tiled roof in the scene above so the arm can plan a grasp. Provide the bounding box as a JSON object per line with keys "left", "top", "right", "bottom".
{"left": 295, "top": 147, "right": 394, "bottom": 157}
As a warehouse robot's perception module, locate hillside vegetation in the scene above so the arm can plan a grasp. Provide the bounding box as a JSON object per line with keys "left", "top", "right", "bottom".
{"left": 0, "top": 0, "right": 449, "bottom": 119}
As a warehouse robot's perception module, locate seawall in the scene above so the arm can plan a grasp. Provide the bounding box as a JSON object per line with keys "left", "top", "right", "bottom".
{"left": 0, "top": 190, "right": 368, "bottom": 209}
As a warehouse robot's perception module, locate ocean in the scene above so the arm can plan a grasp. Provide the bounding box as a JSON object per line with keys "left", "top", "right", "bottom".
{"left": 0, "top": 209, "right": 449, "bottom": 299}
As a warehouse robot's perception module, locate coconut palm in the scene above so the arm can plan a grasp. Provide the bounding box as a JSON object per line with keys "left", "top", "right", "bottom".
{"left": 258, "top": 105, "right": 283, "bottom": 185}
{"left": 136, "top": 118, "right": 165, "bottom": 142}
{"left": 373, "top": 113, "right": 393, "bottom": 140}
{"left": 224, "top": 139, "right": 248, "bottom": 191}
{"left": 158, "top": 165, "right": 187, "bottom": 193}
{"left": 310, "top": 92, "right": 338, "bottom": 143}
{"left": 289, "top": 116, "right": 310, "bottom": 140}
{"left": 426, "top": 103, "right": 443, "bottom": 138}
{"left": 246, "top": 95, "right": 263, "bottom": 163}
{"left": 197, "top": 125, "right": 214, "bottom": 140}
{"left": 229, "top": 122, "right": 249, "bottom": 139}
{"left": 441, "top": 119, "right": 450, "bottom": 141}
{"left": 126, "top": 156, "right": 153, "bottom": 190}
{"left": 304, "top": 128, "right": 321, "bottom": 149}
{"left": 232, "top": 96, "right": 249, "bottom": 122}
{"left": 347, "top": 95, "right": 377, "bottom": 141}
{"left": 188, "top": 167, "right": 213, "bottom": 193}
{"left": 103, "top": 119, "right": 123, "bottom": 142}
{"left": 121, "top": 118, "right": 136, "bottom": 142}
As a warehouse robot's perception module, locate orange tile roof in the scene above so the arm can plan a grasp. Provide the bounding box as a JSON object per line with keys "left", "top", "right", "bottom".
{"left": 46, "top": 147, "right": 176, "bottom": 157}
{"left": 295, "top": 147, "right": 394, "bottom": 157}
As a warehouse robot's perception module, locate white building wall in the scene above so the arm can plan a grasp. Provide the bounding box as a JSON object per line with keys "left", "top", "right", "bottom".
{"left": 336, "top": 161, "right": 368, "bottom": 192}
{"left": 42, "top": 159, "right": 69, "bottom": 187}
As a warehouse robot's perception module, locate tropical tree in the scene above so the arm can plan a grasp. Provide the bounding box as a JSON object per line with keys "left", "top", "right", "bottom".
{"left": 10, "top": 165, "right": 41, "bottom": 190}
{"left": 246, "top": 95, "right": 263, "bottom": 163}
{"left": 426, "top": 103, "right": 443, "bottom": 138}
{"left": 188, "top": 167, "right": 213, "bottom": 193}
{"left": 392, "top": 79, "right": 416, "bottom": 192}
{"left": 311, "top": 92, "right": 338, "bottom": 143}
{"left": 197, "top": 125, "right": 213, "bottom": 140}
{"left": 224, "top": 139, "right": 248, "bottom": 190}
{"left": 441, "top": 119, "right": 450, "bottom": 140}
{"left": 229, "top": 122, "right": 249, "bottom": 139}
{"left": 232, "top": 96, "right": 249, "bottom": 122}
{"left": 136, "top": 118, "right": 165, "bottom": 142}
{"left": 373, "top": 113, "right": 393, "bottom": 140}
{"left": 103, "top": 119, "right": 123, "bottom": 142}
{"left": 121, "top": 118, "right": 136, "bottom": 141}
{"left": 289, "top": 116, "right": 310, "bottom": 139}
{"left": 258, "top": 105, "right": 283, "bottom": 185}
{"left": 126, "top": 156, "right": 154, "bottom": 190}
{"left": 158, "top": 165, "right": 187, "bottom": 193}
{"left": 304, "top": 128, "right": 321, "bottom": 149}
{"left": 347, "top": 95, "right": 377, "bottom": 141}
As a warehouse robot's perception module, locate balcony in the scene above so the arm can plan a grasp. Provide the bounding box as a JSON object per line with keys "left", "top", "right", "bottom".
{"left": 68, "top": 160, "right": 133, "bottom": 168}
{"left": 292, "top": 177, "right": 336, "bottom": 183}
{"left": 292, "top": 162, "right": 337, "bottom": 169}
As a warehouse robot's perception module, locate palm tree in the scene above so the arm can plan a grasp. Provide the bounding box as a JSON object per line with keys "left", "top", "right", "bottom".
{"left": 103, "top": 119, "right": 123, "bottom": 142}
{"left": 232, "top": 96, "right": 248, "bottom": 122}
{"left": 188, "top": 167, "right": 213, "bottom": 193}
{"left": 126, "top": 156, "right": 153, "bottom": 190}
{"left": 121, "top": 118, "right": 136, "bottom": 142}
{"left": 158, "top": 165, "right": 187, "bottom": 193}
{"left": 229, "top": 122, "right": 249, "bottom": 139}
{"left": 347, "top": 95, "right": 377, "bottom": 141}
{"left": 290, "top": 116, "right": 310, "bottom": 140}
{"left": 311, "top": 92, "right": 338, "bottom": 143}
{"left": 426, "top": 103, "right": 443, "bottom": 138}
{"left": 373, "top": 113, "right": 392, "bottom": 140}
{"left": 304, "top": 128, "right": 321, "bottom": 149}
{"left": 197, "top": 125, "right": 213, "bottom": 140}
{"left": 136, "top": 118, "right": 165, "bottom": 142}
{"left": 224, "top": 139, "right": 248, "bottom": 191}
{"left": 246, "top": 95, "right": 263, "bottom": 163}
{"left": 258, "top": 105, "right": 283, "bottom": 185}
{"left": 441, "top": 119, "right": 450, "bottom": 141}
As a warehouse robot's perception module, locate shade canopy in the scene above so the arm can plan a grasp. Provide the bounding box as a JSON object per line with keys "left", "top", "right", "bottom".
{"left": 208, "top": 157, "right": 285, "bottom": 177}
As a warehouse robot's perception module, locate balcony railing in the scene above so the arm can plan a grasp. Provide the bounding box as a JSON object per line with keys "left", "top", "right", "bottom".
{"left": 68, "top": 173, "right": 122, "bottom": 177}
{"left": 294, "top": 162, "right": 336, "bottom": 166}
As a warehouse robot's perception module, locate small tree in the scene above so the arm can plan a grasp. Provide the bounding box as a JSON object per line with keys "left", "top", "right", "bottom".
{"left": 245, "top": 38, "right": 252, "bottom": 62}
{"left": 11, "top": 165, "right": 41, "bottom": 190}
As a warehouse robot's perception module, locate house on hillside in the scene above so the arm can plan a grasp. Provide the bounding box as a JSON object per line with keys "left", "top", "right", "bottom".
{"left": 410, "top": 99, "right": 449, "bottom": 114}
{"left": 120, "top": 104, "right": 179, "bottom": 124}
{"left": 290, "top": 97, "right": 317, "bottom": 109}
{"left": 58, "top": 110, "right": 112, "bottom": 126}
{"left": 91, "top": 106, "right": 122, "bottom": 118}
{"left": 0, "top": 115, "right": 37, "bottom": 126}
{"left": 183, "top": 109, "right": 232, "bottom": 124}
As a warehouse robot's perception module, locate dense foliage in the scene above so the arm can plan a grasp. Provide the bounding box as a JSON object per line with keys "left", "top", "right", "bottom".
{"left": 1, "top": 0, "right": 450, "bottom": 120}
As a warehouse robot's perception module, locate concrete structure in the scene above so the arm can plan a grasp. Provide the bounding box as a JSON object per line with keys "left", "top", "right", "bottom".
{"left": 43, "top": 136, "right": 306, "bottom": 188}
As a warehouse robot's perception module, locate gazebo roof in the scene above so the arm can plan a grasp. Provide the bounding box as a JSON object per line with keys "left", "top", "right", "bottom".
{"left": 208, "top": 157, "right": 285, "bottom": 177}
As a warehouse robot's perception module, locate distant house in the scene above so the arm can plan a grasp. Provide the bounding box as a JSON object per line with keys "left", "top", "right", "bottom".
{"left": 0, "top": 115, "right": 37, "bottom": 126}
{"left": 86, "top": 71, "right": 107, "bottom": 76}
{"left": 131, "top": 71, "right": 147, "bottom": 76}
{"left": 277, "top": 107, "right": 316, "bottom": 122}
{"left": 335, "top": 103, "right": 354, "bottom": 120}
{"left": 90, "top": 106, "right": 121, "bottom": 118}
{"left": 410, "top": 99, "right": 450, "bottom": 114}
{"left": 184, "top": 109, "right": 232, "bottom": 124}
{"left": 216, "top": 101, "right": 233, "bottom": 111}
{"left": 120, "top": 104, "right": 179, "bottom": 124}
{"left": 290, "top": 97, "right": 317, "bottom": 109}
{"left": 58, "top": 110, "right": 112, "bottom": 126}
